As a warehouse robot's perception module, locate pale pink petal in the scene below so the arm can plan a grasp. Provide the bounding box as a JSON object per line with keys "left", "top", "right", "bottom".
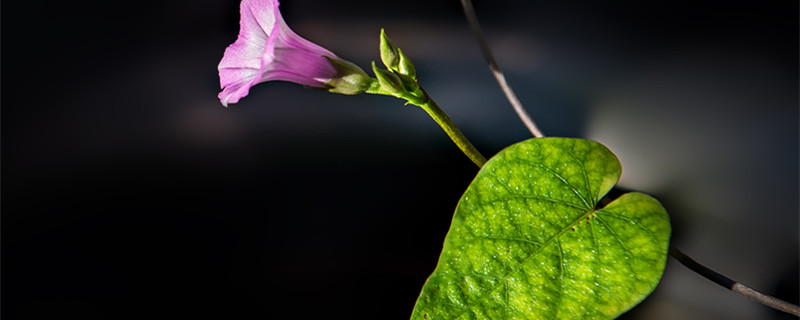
{"left": 217, "top": 0, "right": 344, "bottom": 106}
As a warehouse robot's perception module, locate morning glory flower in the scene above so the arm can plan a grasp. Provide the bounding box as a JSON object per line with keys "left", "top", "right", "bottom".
{"left": 218, "top": 0, "right": 372, "bottom": 106}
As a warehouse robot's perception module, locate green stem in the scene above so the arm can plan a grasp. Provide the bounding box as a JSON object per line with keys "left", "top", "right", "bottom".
{"left": 366, "top": 71, "right": 486, "bottom": 167}
{"left": 418, "top": 97, "right": 487, "bottom": 167}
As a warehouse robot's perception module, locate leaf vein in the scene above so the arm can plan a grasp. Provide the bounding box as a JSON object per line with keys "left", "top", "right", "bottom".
{"left": 593, "top": 215, "right": 640, "bottom": 280}
{"left": 596, "top": 210, "right": 659, "bottom": 238}
{"left": 564, "top": 149, "right": 594, "bottom": 204}
{"left": 504, "top": 158, "right": 594, "bottom": 209}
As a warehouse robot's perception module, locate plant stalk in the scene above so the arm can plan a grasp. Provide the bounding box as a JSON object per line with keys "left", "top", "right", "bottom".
{"left": 418, "top": 97, "right": 487, "bottom": 167}
{"left": 669, "top": 245, "right": 800, "bottom": 316}
{"left": 459, "top": 0, "right": 545, "bottom": 138}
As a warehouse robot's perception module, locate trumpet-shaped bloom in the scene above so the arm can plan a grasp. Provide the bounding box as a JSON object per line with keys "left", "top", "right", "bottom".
{"left": 218, "top": 0, "right": 370, "bottom": 106}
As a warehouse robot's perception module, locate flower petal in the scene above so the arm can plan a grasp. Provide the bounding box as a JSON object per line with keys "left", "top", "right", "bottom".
{"left": 217, "top": 0, "right": 369, "bottom": 106}
{"left": 217, "top": 0, "right": 276, "bottom": 106}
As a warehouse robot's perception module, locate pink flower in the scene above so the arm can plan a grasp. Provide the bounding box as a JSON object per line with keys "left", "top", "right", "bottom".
{"left": 218, "top": 0, "right": 371, "bottom": 106}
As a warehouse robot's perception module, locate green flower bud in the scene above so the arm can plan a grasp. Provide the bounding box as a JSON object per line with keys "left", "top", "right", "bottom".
{"left": 379, "top": 29, "right": 400, "bottom": 71}
{"left": 372, "top": 61, "right": 404, "bottom": 94}
{"left": 397, "top": 49, "right": 416, "bottom": 79}
{"left": 324, "top": 57, "right": 375, "bottom": 95}
{"left": 397, "top": 73, "right": 419, "bottom": 93}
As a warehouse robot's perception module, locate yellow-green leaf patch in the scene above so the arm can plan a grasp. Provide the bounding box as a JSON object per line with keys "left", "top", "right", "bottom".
{"left": 411, "top": 137, "right": 671, "bottom": 320}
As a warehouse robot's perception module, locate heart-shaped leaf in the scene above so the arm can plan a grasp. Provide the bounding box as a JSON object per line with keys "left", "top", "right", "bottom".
{"left": 411, "top": 137, "right": 671, "bottom": 320}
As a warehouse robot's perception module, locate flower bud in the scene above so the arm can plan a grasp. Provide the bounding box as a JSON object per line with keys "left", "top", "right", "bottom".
{"left": 372, "top": 61, "right": 404, "bottom": 94}
{"left": 380, "top": 29, "right": 400, "bottom": 71}
{"left": 397, "top": 49, "right": 416, "bottom": 79}
{"left": 397, "top": 73, "right": 419, "bottom": 93}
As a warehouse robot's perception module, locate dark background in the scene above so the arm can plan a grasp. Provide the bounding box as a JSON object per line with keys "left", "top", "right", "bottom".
{"left": 3, "top": 0, "right": 797, "bottom": 319}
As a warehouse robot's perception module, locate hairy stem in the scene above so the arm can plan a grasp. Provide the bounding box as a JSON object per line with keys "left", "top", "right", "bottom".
{"left": 418, "top": 96, "right": 487, "bottom": 167}
{"left": 459, "top": 0, "right": 545, "bottom": 138}
{"left": 669, "top": 245, "right": 800, "bottom": 316}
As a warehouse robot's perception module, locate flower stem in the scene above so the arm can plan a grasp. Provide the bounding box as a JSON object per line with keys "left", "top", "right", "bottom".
{"left": 366, "top": 77, "right": 487, "bottom": 167}
{"left": 418, "top": 95, "right": 487, "bottom": 167}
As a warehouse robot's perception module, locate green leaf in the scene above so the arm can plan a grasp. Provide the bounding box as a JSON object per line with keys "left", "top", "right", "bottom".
{"left": 411, "top": 137, "right": 671, "bottom": 320}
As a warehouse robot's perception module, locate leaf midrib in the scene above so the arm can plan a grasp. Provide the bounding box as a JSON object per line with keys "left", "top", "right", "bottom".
{"left": 449, "top": 206, "right": 599, "bottom": 320}
{"left": 446, "top": 154, "right": 605, "bottom": 319}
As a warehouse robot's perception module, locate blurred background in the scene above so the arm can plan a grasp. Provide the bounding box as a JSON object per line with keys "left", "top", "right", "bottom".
{"left": 2, "top": 0, "right": 797, "bottom": 319}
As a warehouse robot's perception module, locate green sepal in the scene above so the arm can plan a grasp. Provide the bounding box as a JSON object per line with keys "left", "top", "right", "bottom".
{"left": 323, "top": 56, "right": 374, "bottom": 95}
{"left": 372, "top": 61, "right": 404, "bottom": 94}
{"left": 397, "top": 48, "right": 416, "bottom": 78}
{"left": 398, "top": 73, "right": 419, "bottom": 93}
